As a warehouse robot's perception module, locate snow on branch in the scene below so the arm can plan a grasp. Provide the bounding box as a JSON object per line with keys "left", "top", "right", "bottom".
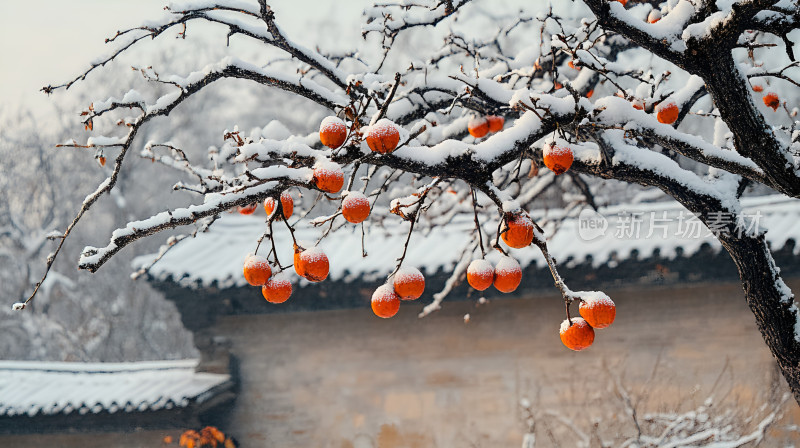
{"left": 79, "top": 173, "right": 310, "bottom": 272}
{"left": 590, "top": 96, "right": 768, "bottom": 184}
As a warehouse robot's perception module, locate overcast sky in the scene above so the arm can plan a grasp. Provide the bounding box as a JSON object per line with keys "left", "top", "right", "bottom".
{"left": 0, "top": 1, "right": 369, "bottom": 118}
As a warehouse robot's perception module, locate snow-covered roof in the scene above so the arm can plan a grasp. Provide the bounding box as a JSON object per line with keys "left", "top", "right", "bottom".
{"left": 0, "top": 359, "right": 229, "bottom": 418}
{"left": 136, "top": 194, "right": 800, "bottom": 289}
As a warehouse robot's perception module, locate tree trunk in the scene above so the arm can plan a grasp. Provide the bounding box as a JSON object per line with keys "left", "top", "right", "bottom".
{"left": 718, "top": 232, "right": 800, "bottom": 404}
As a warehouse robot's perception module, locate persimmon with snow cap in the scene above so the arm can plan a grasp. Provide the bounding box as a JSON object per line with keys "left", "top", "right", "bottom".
{"left": 262, "top": 275, "right": 292, "bottom": 304}
{"left": 501, "top": 214, "right": 534, "bottom": 249}
{"left": 560, "top": 317, "right": 594, "bottom": 351}
{"left": 467, "top": 116, "right": 489, "bottom": 138}
{"left": 366, "top": 119, "right": 400, "bottom": 154}
{"left": 467, "top": 259, "right": 494, "bottom": 291}
{"left": 263, "top": 191, "right": 293, "bottom": 219}
{"left": 238, "top": 203, "right": 257, "bottom": 215}
{"left": 341, "top": 191, "right": 370, "bottom": 223}
{"left": 293, "top": 246, "right": 329, "bottom": 282}
{"left": 319, "top": 116, "right": 347, "bottom": 149}
{"left": 372, "top": 284, "right": 401, "bottom": 318}
{"left": 542, "top": 144, "right": 573, "bottom": 175}
{"left": 487, "top": 115, "right": 504, "bottom": 133}
{"left": 579, "top": 293, "right": 616, "bottom": 329}
{"left": 393, "top": 267, "right": 425, "bottom": 300}
{"left": 313, "top": 162, "right": 344, "bottom": 194}
{"left": 494, "top": 256, "right": 522, "bottom": 293}
{"left": 243, "top": 254, "right": 272, "bottom": 286}
{"left": 656, "top": 101, "right": 679, "bottom": 124}
{"left": 763, "top": 92, "right": 780, "bottom": 111}
{"left": 647, "top": 9, "right": 661, "bottom": 23}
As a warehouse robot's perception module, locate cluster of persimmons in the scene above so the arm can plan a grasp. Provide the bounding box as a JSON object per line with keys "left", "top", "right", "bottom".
{"left": 559, "top": 295, "right": 616, "bottom": 351}
{"left": 162, "top": 426, "right": 236, "bottom": 448}
{"left": 238, "top": 113, "right": 616, "bottom": 351}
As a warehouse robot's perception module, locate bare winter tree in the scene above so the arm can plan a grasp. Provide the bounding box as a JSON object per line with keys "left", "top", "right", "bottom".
{"left": 17, "top": 0, "right": 800, "bottom": 401}
{"left": 0, "top": 108, "right": 197, "bottom": 361}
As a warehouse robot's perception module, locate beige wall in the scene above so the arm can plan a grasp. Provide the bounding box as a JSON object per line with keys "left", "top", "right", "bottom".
{"left": 217, "top": 280, "right": 800, "bottom": 447}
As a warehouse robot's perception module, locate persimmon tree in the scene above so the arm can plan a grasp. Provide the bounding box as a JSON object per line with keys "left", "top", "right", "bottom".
{"left": 17, "top": 0, "right": 800, "bottom": 400}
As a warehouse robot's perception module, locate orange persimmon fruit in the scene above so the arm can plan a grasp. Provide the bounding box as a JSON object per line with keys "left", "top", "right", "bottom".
{"left": 487, "top": 115, "right": 505, "bottom": 133}
{"left": 751, "top": 83, "right": 764, "bottom": 93}
{"left": 372, "top": 284, "right": 401, "bottom": 318}
{"left": 494, "top": 256, "right": 522, "bottom": 293}
{"left": 319, "top": 116, "right": 347, "bottom": 149}
{"left": 313, "top": 162, "right": 345, "bottom": 194}
{"left": 501, "top": 214, "right": 535, "bottom": 249}
{"left": 393, "top": 267, "right": 425, "bottom": 301}
{"left": 243, "top": 254, "right": 271, "bottom": 286}
{"left": 341, "top": 191, "right": 370, "bottom": 223}
{"left": 560, "top": 317, "right": 595, "bottom": 351}
{"left": 264, "top": 191, "right": 294, "bottom": 219}
{"left": 647, "top": 10, "right": 661, "bottom": 23}
{"left": 293, "top": 246, "right": 329, "bottom": 282}
{"left": 579, "top": 293, "right": 616, "bottom": 329}
{"left": 238, "top": 203, "right": 257, "bottom": 215}
{"left": 468, "top": 116, "right": 489, "bottom": 138}
{"left": 200, "top": 427, "right": 225, "bottom": 444}
{"left": 262, "top": 275, "right": 292, "bottom": 304}
{"left": 366, "top": 119, "right": 400, "bottom": 154}
{"left": 656, "top": 101, "right": 679, "bottom": 124}
{"left": 467, "top": 259, "right": 494, "bottom": 291}
{"left": 543, "top": 144, "right": 574, "bottom": 175}
{"left": 763, "top": 92, "right": 780, "bottom": 111}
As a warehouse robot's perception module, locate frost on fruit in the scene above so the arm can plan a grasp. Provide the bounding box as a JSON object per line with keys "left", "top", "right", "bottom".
{"left": 393, "top": 266, "right": 425, "bottom": 300}
{"left": 313, "top": 161, "right": 345, "bottom": 193}
{"left": 365, "top": 118, "right": 400, "bottom": 153}
{"left": 494, "top": 256, "right": 522, "bottom": 293}
{"left": 341, "top": 191, "right": 371, "bottom": 223}
{"left": 467, "top": 259, "right": 494, "bottom": 291}
{"left": 319, "top": 116, "right": 347, "bottom": 148}
{"left": 320, "top": 116, "right": 346, "bottom": 133}
{"left": 372, "top": 284, "right": 401, "bottom": 318}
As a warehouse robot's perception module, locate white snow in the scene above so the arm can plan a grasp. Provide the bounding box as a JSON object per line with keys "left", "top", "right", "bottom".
{"left": 0, "top": 359, "right": 228, "bottom": 417}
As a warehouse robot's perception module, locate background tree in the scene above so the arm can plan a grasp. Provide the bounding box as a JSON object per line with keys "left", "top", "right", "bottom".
{"left": 15, "top": 0, "right": 800, "bottom": 401}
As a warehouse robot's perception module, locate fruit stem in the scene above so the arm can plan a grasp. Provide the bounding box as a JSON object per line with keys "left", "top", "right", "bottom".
{"left": 565, "top": 301, "right": 573, "bottom": 325}
{"left": 267, "top": 218, "right": 285, "bottom": 270}
{"left": 389, "top": 211, "right": 417, "bottom": 279}
{"left": 471, "top": 189, "right": 486, "bottom": 258}
{"left": 492, "top": 213, "right": 509, "bottom": 256}
{"left": 282, "top": 213, "right": 299, "bottom": 248}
